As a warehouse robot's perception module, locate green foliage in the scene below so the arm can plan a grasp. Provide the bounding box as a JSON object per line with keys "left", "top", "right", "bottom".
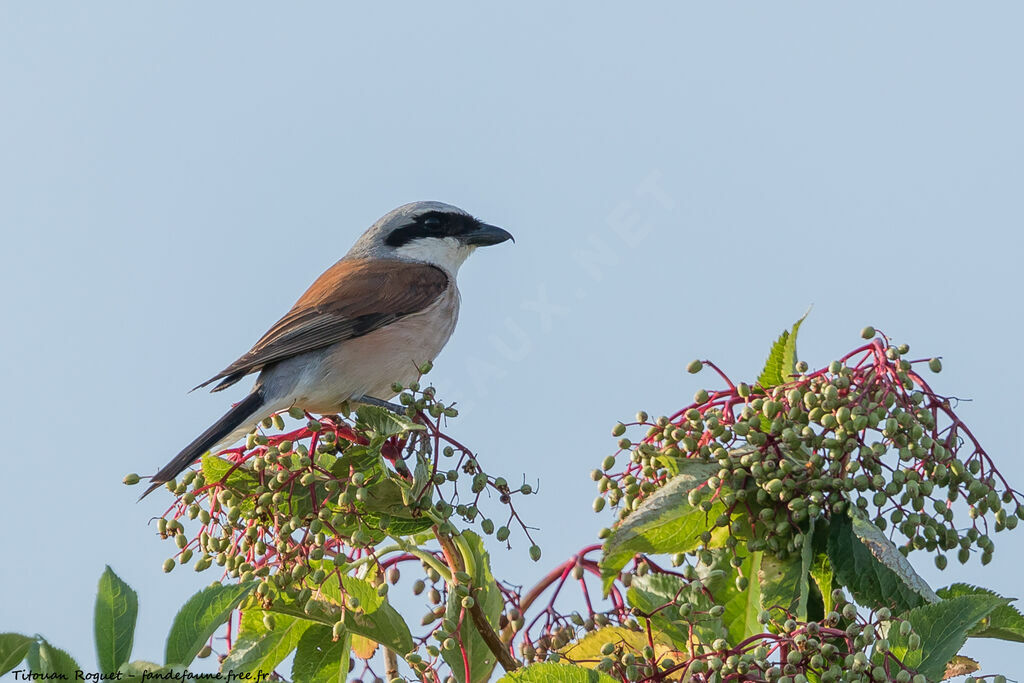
{"left": 26, "top": 640, "right": 80, "bottom": 677}
{"left": 627, "top": 573, "right": 707, "bottom": 645}
{"left": 828, "top": 512, "right": 938, "bottom": 613}
{"left": 222, "top": 610, "right": 312, "bottom": 675}
{"left": 355, "top": 404, "right": 425, "bottom": 437}
{"left": 0, "top": 634, "right": 35, "bottom": 677}
{"left": 2, "top": 567, "right": 212, "bottom": 680}
{"left": 165, "top": 582, "right": 256, "bottom": 666}
{"left": 936, "top": 584, "right": 1024, "bottom": 642}
{"left": 292, "top": 625, "right": 351, "bottom": 683}
{"left": 712, "top": 551, "right": 764, "bottom": 644}
{"left": 11, "top": 321, "right": 1024, "bottom": 682}
{"left": 441, "top": 532, "right": 502, "bottom": 683}
{"left": 757, "top": 311, "right": 807, "bottom": 388}
{"left": 887, "top": 594, "right": 1006, "bottom": 680}
{"left": 758, "top": 549, "right": 809, "bottom": 619}
{"left": 498, "top": 662, "right": 619, "bottom": 682}
{"left": 95, "top": 566, "right": 138, "bottom": 673}
{"left": 583, "top": 320, "right": 1023, "bottom": 681}
{"left": 599, "top": 460, "right": 723, "bottom": 590}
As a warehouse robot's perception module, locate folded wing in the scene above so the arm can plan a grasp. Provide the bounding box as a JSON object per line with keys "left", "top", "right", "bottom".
{"left": 194, "top": 259, "right": 449, "bottom": 392}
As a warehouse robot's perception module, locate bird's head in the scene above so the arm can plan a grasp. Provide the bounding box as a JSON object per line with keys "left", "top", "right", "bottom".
{"left": 347, "top": 201, "right": 513, "bottom": 274}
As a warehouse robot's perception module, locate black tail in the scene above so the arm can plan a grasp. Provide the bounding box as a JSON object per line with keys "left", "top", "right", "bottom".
{"left": 139, "top": 389, "right": 266, "bottom": 500}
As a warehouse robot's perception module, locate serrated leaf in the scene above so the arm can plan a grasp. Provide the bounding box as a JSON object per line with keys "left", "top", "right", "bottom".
{"left": 627, "top": 573, "right": 697, "bottom": 646}
{"left": 27, "top": 640, "right": 80, "bottom": 678}
{"left": 302, "top": 572, "right": 384, "bottom": 614}
{"left": 799, "top": 519, "right": 815, "bottom": 617}
{"left": 292, "top": 624, "right": 350, "bottom": 683}
{"left": 711, "top": 551, "right": 764, "bottom": 644}
{"left": 441, "top": 531, "right": 501, "bottom": 683}
{"left": 221, "top": 610, "right": 311, "bottom": 675}
{"left": 942, "top": 655, "right": 980, "bottom": 680}
{"left": 95, "top": 566, "right": 138, "bottom": 673}
{"left": 497, "top": 662, "right": 620, "bottom": 682}
{"left": 350, "top": 634, "right": 377, "bottom": 660}
{"left": 936, "top": 583, "right": 1024, "bottom": 642}
{"left": 559, "top": 626, "right": 678, "bottom": 667}
{"left": 0, "top": 634, "right": 35, "bottom": 677}
{"left": 759, "top": 554, "right": 804, "bottom": 618}
{"left": 811, "top": 548, "right": 835, "bottom": 618}
{"left": 118, "top": 660, "right": 168, "bottom": 677}
{"left": 757, "top": 312, "right": 808, "bottom": 389}
{"left": 201, "top": 454, "right": 260, "bottom": 494}
{"left": 267, "top": 582, "right": 413, "bottom": 655}
{"left": 407, "top": 451, "right": 432, "bottom": 505}
{"left": 599, "top": 461, "right": 723, "bottom": 592}
{"left": 828, "top": 512, "right": 937, "bottom": 613}
{"left": 165, "top": 582, "right": 257, "bottom": 666}
{"left": 888, "top": 594, "right": 1005, "bottom": 680}
{"left": 355, "top": 405, "right": 425, "bottom": 437}
{"left": 759, "top": 520, "right": 815, "bottom": 621}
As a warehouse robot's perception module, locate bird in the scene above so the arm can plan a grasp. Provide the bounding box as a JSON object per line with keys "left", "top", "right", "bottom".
{"left": 141, "top": 201, "right": 513, "bottom": 499}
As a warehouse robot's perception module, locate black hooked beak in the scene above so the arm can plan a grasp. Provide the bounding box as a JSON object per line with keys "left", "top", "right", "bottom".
{"left": 462, "top": 222, "right": 514, "bottom": 247}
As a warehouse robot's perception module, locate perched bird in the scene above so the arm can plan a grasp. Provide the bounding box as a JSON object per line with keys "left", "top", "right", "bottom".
{"left": 141, "top": 201, "right": 512, "bottom": 499}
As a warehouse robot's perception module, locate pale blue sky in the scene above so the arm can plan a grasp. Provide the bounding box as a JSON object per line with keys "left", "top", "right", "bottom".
{"left": 1, "top": 3, "right": 1022, "bottom": 679}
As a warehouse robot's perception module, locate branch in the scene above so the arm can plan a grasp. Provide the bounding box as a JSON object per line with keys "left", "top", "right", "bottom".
{"left": 434, "top": 527, "right": 520, "bottom": 673}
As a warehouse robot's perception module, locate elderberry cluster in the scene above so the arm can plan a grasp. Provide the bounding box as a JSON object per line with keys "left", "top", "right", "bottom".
{"left": 595, "top": 331, "right": 1021, "bottom": 565}
{"left": 127, "top": 371, "right": 537, "bottom": 616}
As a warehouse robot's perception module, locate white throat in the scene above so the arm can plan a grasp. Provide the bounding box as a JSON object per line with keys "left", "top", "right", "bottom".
{"left": 394, "top": 237, "right": 476, "bottom": 274}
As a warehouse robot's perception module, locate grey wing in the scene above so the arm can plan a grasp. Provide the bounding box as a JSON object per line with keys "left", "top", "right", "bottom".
{"left": 192, "top": 310, "right": 400, "bottom": 392}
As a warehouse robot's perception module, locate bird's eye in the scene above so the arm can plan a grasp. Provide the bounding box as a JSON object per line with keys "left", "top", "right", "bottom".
{"left": 423, "top": 216, "right": 442, "bottom": 227}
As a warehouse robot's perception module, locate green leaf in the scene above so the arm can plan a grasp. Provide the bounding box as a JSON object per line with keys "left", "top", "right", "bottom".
{"left": 165, "top": 582, "right": 257, "bottom": 666}
{"left": 406, "top": 451, "right": 432, "bottom": 505}
{"left": 221, "top": 610, "right": 311, "bottom": 675}
{"left": 757, "top": 311, "right": 808, "bottom": 389}
{"left": 117, "top": 659, "right": 167, "bottom": 679}
{"left": 759, "top": 520, "right": 815, "bottom": 621}
{"left": 798, "top": 519, "right": 815, "bottom": 618}
{"left": 809, "top": 552, "right": 834, "bottom": 617}
{"left": 627, "top": 573, "right": 700, "bottom": 646}
{"left": 827, "top": 513, "right": 938, "bottom": 613}
{"left": 355, "top": 405, "right": 425, "bottom": 438}
{"left": 936, "top": 584, "right": 1024, "bottom": 642}
{"left": 27, "top": 640, "right": 80, "bottom": 678}
{"left": 599, "top": 460, "right": 724, "bottom": 592}
{"left": 497, "top": 662, "right": 620, "bottom": 682}
{"left": 758, "top": 554, "right": 804, "bottom": 618}
{"left": 0, "top": 634, "right": 35, "bottom": 677}
{"left": 201, "top": 454, "right": 260, "bottom": 494}
{"left": 95, "top": 566, "right": 139, "bottom": 673}
{"left": 888, "top": 594, "right": 1006, "bottom": 680}
{"left": 712, "top": 551, "right": 764, "bottom": 644}
{"left": 266, "top": 579, "right": 413, "bottom": 655}
{"left": 560, "top": 626, "right": 680, "bottom": 666}
{"left": 292, "top": 624, "right": 350, "bottom": 683}
{"left": 442, "top": 531, "right": 502, "bottom": 683}
{"left": 339, "top": 575, "right": 384, "bottom": 614}
{"left": 118, "top": 660, "right": 169, "bottom": 677}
